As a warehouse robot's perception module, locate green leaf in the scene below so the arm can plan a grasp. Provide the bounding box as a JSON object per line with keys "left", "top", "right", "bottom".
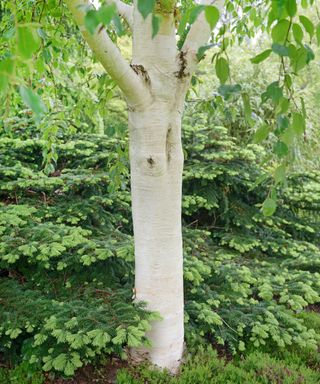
{"left": 291, "top": 46, "right": 308, "bottom": 72}
{"left": 64, "top": 361, "right": 75, "bottom": 376}
{"left": 253, "top": 124, "right": 270, "bottom": 144}
{"left": 84, "top": 10, "right": 100, "bottom": 34}
{"left": 19, "top": 87, "right": 47, "bottom": 116}
{"left": 189, "top": 6, "right": 205, "bottom": 24}
{"left": 177, "top": 10, "right": 190, "bottom": 35}
{"left": 0, "top": 75, "right": 8, "bottom": 93}
{"left": 299, "top": 15, "right": 314, "bottom": 39}
{"left": 113, "top": 13, "right": 124, "bottom": 35}
{"left": 292, "top": 112, "right": 305, "bottom": 135}
{"left": 242, "top": 93, "right": 253, "bottom": 125}
{"left": 205, "top": 6, "right": 219, "bottom": 30}
{"left": 127, "top": 333, "right": 142, "bottom": 347}
{"left": 284, "top": 74, "right": 292, "bottom": 88}
{"left": 0, "top": 58, "right": 14, "bottom": 93}
{"left": 271, "top": 0, "right": 287, "bottom": 19}
{"left": 112, "top": 327, "right": 127, "bottom": 345}
{"left": 274, "top": 164, "right": 286, "bottom": 184}
{"left": 273, "top": 141, "right": 289, "bottom": 158}
{"left": 215, "top": 57, "right": 229, "bottom": 84}
{"left": 276, "top": 115, "right": 289, "bottom": 132}
{"left": 197, "top": 44, "right": 214, "bottom": 61}
{"left": 262, "top": 82, "right": 283, "bottom": 104}
{"left": 89, "top": 330, "right": 111, "bottom": 347}
{"left": 272, "top": 43, "right": 289, "bottom": 56}
{"left": 0, "top": 58, "right": 14, "bottom": 75}
{"left": 281, "top": 126, "right": 295, "bottom": 146}
{"left": 17, "top": 26, "right": 40, "bottom": 59}
{"left": 52, "top": 353, "right": 67, "bottom": 372}
{"left": 152, "top": 14, "right": 161, "bottom": 38}
{"left": 218, "top": 84, "right": 241, "bottom": 99}
{"left": 98, "top": 4, "right": 116, "bottom": 26}
{"left": 262, "top": 198, "right": 277, "bottom": 217}
{"left": 277, "top": 97, "right": 290, "bottom": 114}
{"left": 137, "top": 0, "right": 156, "bottom": 19}
{"left": 42, "top": 356, "right": 53, "bottom": 372}
{"left": 239, "top": 341, "right": 246, "bottom": 351}
{"left": 250, "top": 49, "right": 272, "bottom": 64}
{"left": 305, "top": 44, "right": 315, "bottom": 63}
{"left": 316, "top": 24, "right": 320, "bottom": 46}
{"left": 35, "top": 56, "right": 46, "bottom": 75}
{"left": 292, "top": 23, "right": 304, "bottom": 44}
{"left": 70, "top": 353, "right": 83, "bottom": 369}
{"left": 271, "top": 19, "right": 290, "bottom": 44}
{"left": 286, "top": 0, "right": 297, "bottom": 17}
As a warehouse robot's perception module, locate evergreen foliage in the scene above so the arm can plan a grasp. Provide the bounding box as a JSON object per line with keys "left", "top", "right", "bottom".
{"left": 0, "top": 113, "right": 319, "bottom": 375}
{"left": 182, "top": 113, "right": 320, "bottom": 353}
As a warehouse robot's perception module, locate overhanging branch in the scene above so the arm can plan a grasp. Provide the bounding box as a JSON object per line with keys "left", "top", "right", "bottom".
{"left": 181, "top": 0, "right": 224, "bottom": 74}
{"left": 106, "top": 0, "right": 133, "bottom": 29}
{"left": 65, "top": 0, "right": 150, "bottom": 107}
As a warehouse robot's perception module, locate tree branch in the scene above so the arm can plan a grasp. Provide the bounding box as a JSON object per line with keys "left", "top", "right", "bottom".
{"left": 106, "top": 0, "right": 133, "bottom": 29}
{"left": 181, "top": 0, "right": 224, "bottom": 74}
{"left": 65, "top": 0, "right": 150, "bottom": 108}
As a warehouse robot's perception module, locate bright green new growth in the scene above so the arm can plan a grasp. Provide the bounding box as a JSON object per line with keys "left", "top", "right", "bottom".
{"left": 156, "top": 0, "right": 177, "bottom": 14}
{"left": 0, "top": 110, "right": 319, "bottom": 376}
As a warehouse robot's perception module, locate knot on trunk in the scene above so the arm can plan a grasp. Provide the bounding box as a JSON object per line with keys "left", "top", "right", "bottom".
{"left": 135, "top": 153, "right": 167, "bottom": 177}
{"left": 147, "top": 156, "right": 155, "bottom": 167}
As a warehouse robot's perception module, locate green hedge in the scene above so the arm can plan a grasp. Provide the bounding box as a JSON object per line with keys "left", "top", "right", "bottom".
{"left": 0, "top": 114, "right": 319, "bottom": 376}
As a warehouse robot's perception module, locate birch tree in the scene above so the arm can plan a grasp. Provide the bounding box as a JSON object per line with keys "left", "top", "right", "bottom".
{"left": 53, "top": 0, "right": 320, "bottom": 371}
{"left": 1, "top": 0, "right": 318, "bottom": 373}
{"left": 63, "top": 0, "right": 224, "bottom": 371}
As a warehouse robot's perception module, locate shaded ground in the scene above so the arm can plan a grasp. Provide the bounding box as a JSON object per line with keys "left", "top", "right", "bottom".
{"left": 44, "top": 357, "right": 127, "bottom": 384}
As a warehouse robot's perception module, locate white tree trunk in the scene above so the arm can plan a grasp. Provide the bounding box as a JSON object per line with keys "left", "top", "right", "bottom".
{"left": 126, "top": 4, "right": 189, "bottom": 370}
{"left": 129, "top": 102, "right": 185, "bottom": 371}
{"left": 66, "top": 0, "right": 218, "bottom": 372}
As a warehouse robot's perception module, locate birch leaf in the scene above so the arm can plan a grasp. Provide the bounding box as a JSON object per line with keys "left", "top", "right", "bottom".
{"left": 137, "top": 0, "right": 156, "bottom": 19}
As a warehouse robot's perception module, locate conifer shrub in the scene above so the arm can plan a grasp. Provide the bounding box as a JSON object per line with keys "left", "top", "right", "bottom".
{"left": 182, "top": 114, "right": 320, "bottom": 353}
{"left": 0, "top": 114, "right": 319, "bottom": 375}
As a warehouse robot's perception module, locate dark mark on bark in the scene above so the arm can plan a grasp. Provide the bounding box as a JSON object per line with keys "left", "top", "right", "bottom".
{"left": 175, "top": 51, "right": 189, "bottom": 79}
{"left": 130, "top": 64, "right": 151, "bottom": 85}
{"left": 166, "top": 126, "right": 172, "bottom": 162}
{"left": 147, "top": 156, "right": 155, "bottom": 167}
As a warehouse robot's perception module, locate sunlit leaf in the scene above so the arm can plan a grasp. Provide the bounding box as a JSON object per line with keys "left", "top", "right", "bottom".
{"left": 19, "top": 87, "right": 47, "bottom": 116}
{"left": 250, "top": 49, "right": 272, "bottom": 64}
{"left": 215, "top": 57, "right": 229, "bottom": 84}
{"left": 205, "top": 6, "right": 219, "bottom": 30}
{"left": 137, "top": 0, "right": 156, "bottom": 19}
{"left": 17, "top": 26, "right": 40, "bottom": 59}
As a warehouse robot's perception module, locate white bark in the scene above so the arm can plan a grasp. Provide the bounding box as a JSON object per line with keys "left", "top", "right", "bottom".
{"left": 129, "top": 104, "right": 184, "bottom": 371}
{"left": 128, "top": 3, "right": 187, "bottom": 370}
{"left": 105, "top": 0, "right": 133, "bottom": 29}
{"left": 182, "top": 0, "right": 225, "bottom": 74}
{"left": 65, "top": 0, "right": 150, "bottom": 108}
{"left": 67, "top": 0, "right": 194, "bottom": 372}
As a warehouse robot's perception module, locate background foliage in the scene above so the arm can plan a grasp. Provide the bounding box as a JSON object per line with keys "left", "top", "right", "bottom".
{"left": 0, "top": 109, "right": 319, "bottom": 378}
{"left": 1, "top": 0, "right": 320, "bottom": 382}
